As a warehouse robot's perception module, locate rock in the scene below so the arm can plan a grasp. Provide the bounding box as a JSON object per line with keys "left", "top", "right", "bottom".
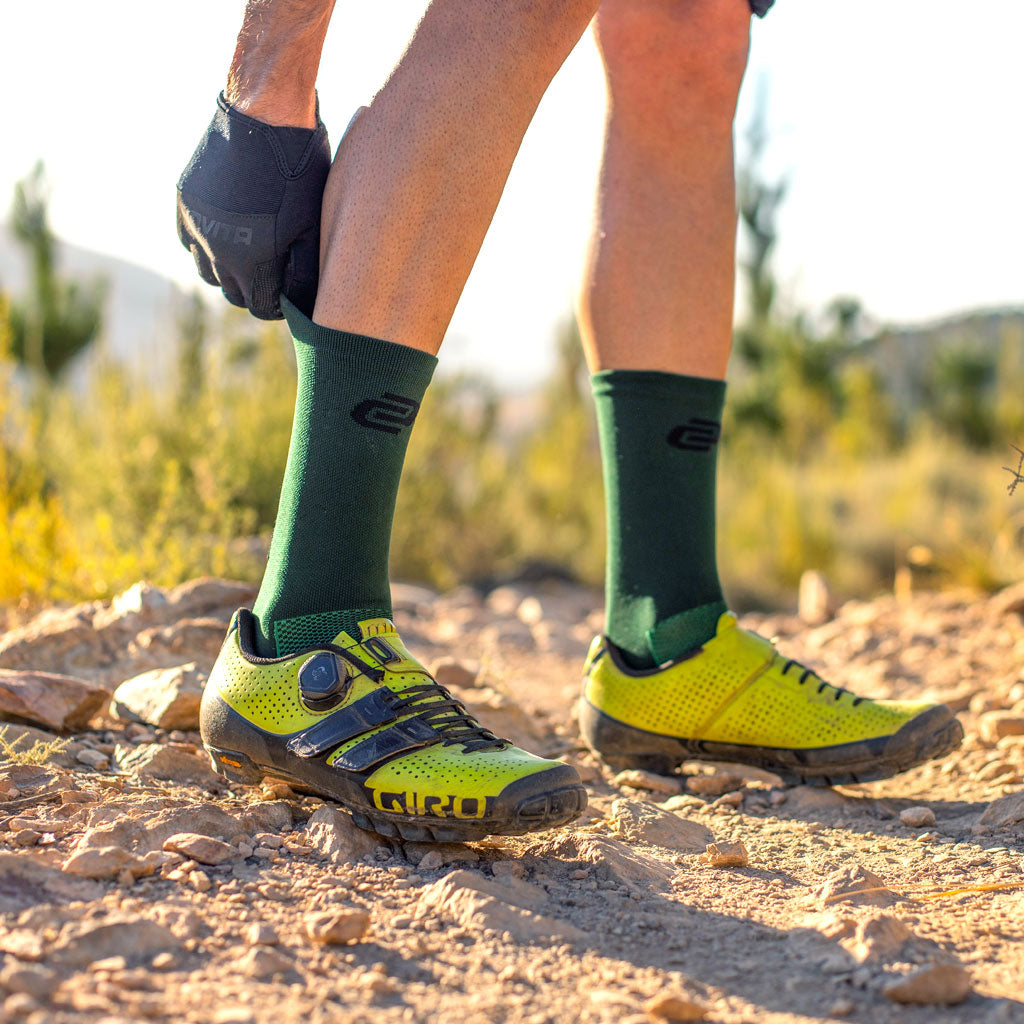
{"left": 62, "top": 846, "right": 151, "bottom": 880}
{"left": 979, "top": 712, "right": 1024, "bottom": 744}
{"left": 644, "top": 992, "right": 708, "bottom": 1022}
{"left": 115, "top": 742, "right": 220, "bottom": 786}
{"left": 304, "top": 909, "right": 370, "bottom": 945}
{"left": 0, "top": 852, "right": 103, "bottom": 913}
{"left": 417, "top": 870, "right": 582, "bottom": 944}
{"left": 704, "top": 841, "right": 749, "bottom": 868}
{"left": 240, "top": 946, "right": 293, "bottom": 979}
{"left": 167, "top": 578, "right": 257, "bottom": 619}
{"left": 685, "top": 773, "right": 744, "bottom": 798}
{"left": 431, "top": 658, "right": 480, "bottom": 689}
{"left": 784, "top": 786, "right": 850, "bottom": 820}
{"left": 612, "top": 800, "right": 713, "bottom": 852}
{"left": 0, "top": 963, "right": 57, "bottom": 1002}
{"left": 110, "top": 581, "right": 169, "bottom": 620}
{"left": 75, "top": 749, "right": 108, "bottom": 770}
{"left": 815, "top": 865, "right": 896, "bottom": 908}
{"left": 0, "top": 604, "right": 105, "bottom": 679}
{"left": 991, "top": 580, "right": 1024, "bottom": 616}
{"left": 532, "top": 834, "right": 672, "bottom": 891}
{"left": 49, "top": 916, "right": 181, "bottom": 968}
{"left": 0, "top": 669, "right": 110, "bottom": 731}
{"left": 899, "top": 806, "right": 937, "bottom": 828}
{"left": 978, "top": 791, "right": 1024, "bottom": 827}
{"left": 246, "top": 923, "right": 279, "bottom": 946}
{"left": 883, "top": 964, "right": 971, "bottom": 1006}
{"left": 240, "top": 800, "right": 293, "bottom": 833}
{"left": 131, "top": 618, "right": 227, "bottom": 664}
{"left": 162, "top": 833, "right": 236, "bottom": 866}
{"left": 75, "top": 803, "right": 242, "bottom": 855}
{"left": 110, "top": 663, "right": 206, "bottom": 730}
{"left": 613, "top": 770, "right": 683, "bottom": 795}
{"left": 304, "top": 805, "right": 384, "bottom": 863}
{"left": 841, "top": 915, "right": 916, "bottom": 963}
{"left": 799, "top": 570, "right": 833, "bottom": 625}
{"left": 188, "top": 869, "right": 212, "bottom": 892}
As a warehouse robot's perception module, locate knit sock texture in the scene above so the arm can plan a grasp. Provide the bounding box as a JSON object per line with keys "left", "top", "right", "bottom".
{"left": 251, "top": 297, "right": 437, "bottom": 656}
{"left": 592, "top": 369, "right": 727, "bottom": 669}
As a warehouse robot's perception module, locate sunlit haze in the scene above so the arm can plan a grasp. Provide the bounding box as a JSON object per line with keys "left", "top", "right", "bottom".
{"left": 2, "top": 0, "right": 1022, "bottom": 386}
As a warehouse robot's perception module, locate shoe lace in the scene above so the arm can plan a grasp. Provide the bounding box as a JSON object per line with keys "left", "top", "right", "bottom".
{"left": 390, "top": 682, "right": 509, "bottom": 753}
{"left": 779, "top": 657, "right": 864, "bottom": 706}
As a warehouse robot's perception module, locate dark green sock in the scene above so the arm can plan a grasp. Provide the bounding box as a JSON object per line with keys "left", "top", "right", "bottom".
{"left": 592, "top": 369, "right": 728, "bottom": 669}
{"left": 251, "top": 297, "right": 437, "bottom": 656}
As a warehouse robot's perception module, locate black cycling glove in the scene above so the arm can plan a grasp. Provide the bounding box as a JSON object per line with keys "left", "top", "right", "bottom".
{"left": 176, "top": 94, "right": 331, "bottom": 320}
{"left": 749, "top": 0, "right": 775, "bottom": 15}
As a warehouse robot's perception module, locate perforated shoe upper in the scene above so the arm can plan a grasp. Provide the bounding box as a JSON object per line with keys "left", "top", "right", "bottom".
{"left": 583, "top": 612, "right": 938, "bottom": 749}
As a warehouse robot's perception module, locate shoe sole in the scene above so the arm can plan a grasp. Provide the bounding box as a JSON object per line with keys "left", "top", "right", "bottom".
{"left": 203, "top": 696, "right": 587, "bottom": 843}
{"left": 578, "top": 698, "right": 964, "bottom": 786}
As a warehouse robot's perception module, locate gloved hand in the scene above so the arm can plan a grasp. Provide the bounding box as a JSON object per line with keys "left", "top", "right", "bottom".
{"left": 176, "top": 94, "right": 331, "bottom": 319}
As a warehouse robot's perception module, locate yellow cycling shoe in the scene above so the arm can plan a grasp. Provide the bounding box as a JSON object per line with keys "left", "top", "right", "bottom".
{"left": 579, "top": 612, "right": 963, "bottom": 786}
{"left": 201, "top": 610, "right": 586, "bottom": 841}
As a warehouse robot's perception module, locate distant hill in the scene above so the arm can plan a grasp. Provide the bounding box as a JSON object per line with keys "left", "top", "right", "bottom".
{"left": 866, "top": 308, "right": 1024, "bottom": 408}
{"left": 0, "top": 224, "right": 191, "bottom": 384}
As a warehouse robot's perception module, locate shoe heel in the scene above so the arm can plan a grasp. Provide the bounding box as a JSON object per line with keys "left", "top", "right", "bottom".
{"left": 206, "top": 745, "right": 266, "bottom": 786}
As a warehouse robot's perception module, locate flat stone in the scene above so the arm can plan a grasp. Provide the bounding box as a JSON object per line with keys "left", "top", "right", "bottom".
{"left": 167, "top": 578, "right": 257, "bottom": 619}
{"left": 883, "top": 963, "right": 971, "bottom": 1006}
{"left": 110, "top": 663, "right": 205, "bottom": 730}
{"left": 0, "top": 669, "right": 110, "bottom": 731}
{"left": 417, "top": 870, "right": 581, "bottom": 944}
{"left": 304, "top": 805, "right": 384, "bottom": 863}
{"left": 240, "top": 800, "right": 293, "bottom": 834}
{"left": 163, "top": 832, "right": 236, "bottom": 865}
{"left": 612, "top": 799, "right": 713, "bottom": 852}
{"left": 613, "top": 770, "right": 683, "bottom": 795}
{"left": 115, "top": 742, "right": 220, "bottom": 787}
{"left": 704, "top": 840, "right": 749, "bottom": 868}
{"left": 0, "top": 964, "right": 58, "bottom": 1002}
{"left": 979, "top": 712, "right": 1024, "bottom": 744}
{"left": 62, "top": 846, "right": 152, "bottom": 880}
{"left": 304, "top": 909, "right": 370, "bottom": 945}
{"left": 532, "top": 834, "right": 672, "bottom": 891}
{"left": 75, "top": 749, "right": 108, "bottom": 770}
{"left": 784, "top": 786, "right": 850, "bottom": 820}
{"left": 49, "top": 916, "right": 181, "bottom": 968}
{"left": 685, "top": 773, "right": 744, "bottom": 797}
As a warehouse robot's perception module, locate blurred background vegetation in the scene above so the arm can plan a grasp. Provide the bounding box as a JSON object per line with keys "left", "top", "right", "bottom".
{"left": 1, "top": 136, "right": 1022, "bottom": 624}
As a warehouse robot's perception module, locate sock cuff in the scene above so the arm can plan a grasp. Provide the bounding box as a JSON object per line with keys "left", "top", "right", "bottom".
{"left": 591, "top": 369, "right": 726, "bottom": 411}
{"left": 282, "top": 295, "right": 438, "bottom": 391}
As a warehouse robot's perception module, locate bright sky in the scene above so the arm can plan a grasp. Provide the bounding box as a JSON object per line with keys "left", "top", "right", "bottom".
{"left": 2, "top": 1, "right": 1022, "bottom": 386}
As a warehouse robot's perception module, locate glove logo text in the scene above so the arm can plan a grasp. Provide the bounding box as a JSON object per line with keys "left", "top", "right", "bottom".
{"left": 351, "top": 393, "right": 421, "bottom": 434}
{"left": 186, "top": 207, "right": 253, "bottom": 247}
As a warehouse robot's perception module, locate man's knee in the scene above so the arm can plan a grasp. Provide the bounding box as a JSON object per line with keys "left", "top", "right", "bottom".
{"left": 595, "top": 0, "right": 750, "bottom": 115}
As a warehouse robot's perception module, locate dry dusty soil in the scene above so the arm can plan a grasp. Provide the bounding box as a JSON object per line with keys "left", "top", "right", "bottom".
{"left": 0, "top": 577, "right": 1022, "bottom": 1024}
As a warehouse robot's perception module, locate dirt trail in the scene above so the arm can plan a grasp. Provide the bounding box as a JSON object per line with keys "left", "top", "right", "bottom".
{"left": 0, "top": 578, "right": 1021, "bottom": 1024}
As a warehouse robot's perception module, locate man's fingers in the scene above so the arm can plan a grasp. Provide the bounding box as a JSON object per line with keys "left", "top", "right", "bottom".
{"left": 217, "top": 272, "right": 247, "bottom": 309}
{"left": 189, "top": 240, "right": 219, "bottom": 288}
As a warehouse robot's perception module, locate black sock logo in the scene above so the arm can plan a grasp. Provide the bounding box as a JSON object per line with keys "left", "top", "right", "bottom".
{"left": 351, "top": 393, "right": 421, "bottom": 433}
{"left": 666, "top": 417, "right": 721, "bottom": 452}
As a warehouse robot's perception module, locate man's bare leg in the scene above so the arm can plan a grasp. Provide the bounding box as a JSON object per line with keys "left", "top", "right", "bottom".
{"left": 579, "top": 0, "right": 750, "bottom": 379}
{"left": 580, "top": 0, "right": 751, "bottom": 667}
{"left": 313, "top": 0, "right": 599, "bottom": 352}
